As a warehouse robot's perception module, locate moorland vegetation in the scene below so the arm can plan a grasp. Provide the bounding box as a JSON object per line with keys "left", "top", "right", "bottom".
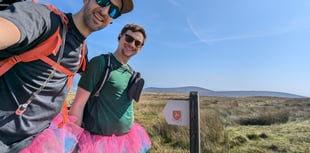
{"left": 66, "top": 92, "right": 310, "bottom": 153}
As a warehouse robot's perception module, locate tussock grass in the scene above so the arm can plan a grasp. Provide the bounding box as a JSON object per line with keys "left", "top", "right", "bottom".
{"left": 67, "top": 92, "right": 310, "bottom": 153}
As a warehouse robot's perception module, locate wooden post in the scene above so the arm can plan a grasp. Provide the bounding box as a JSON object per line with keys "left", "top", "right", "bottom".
{"left": 189, "top": 91, "right": 200, "bottom": 153}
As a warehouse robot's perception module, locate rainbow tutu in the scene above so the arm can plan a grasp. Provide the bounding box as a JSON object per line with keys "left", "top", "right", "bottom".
{"left": 77, "top": 123, "right": 151, "bottom": 153}
{"left": 20, "top": 114, "right": 84, "bottom": 153}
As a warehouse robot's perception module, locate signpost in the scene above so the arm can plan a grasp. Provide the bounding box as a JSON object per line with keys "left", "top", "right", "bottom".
{"left": 163, "top": 100, "right": 189, "bottom": 126}
{"left": 189, "top": 91, "right": 200, "bottom": 153}
{"left": 163, "top": 91, "right": 201, "bottom": 153}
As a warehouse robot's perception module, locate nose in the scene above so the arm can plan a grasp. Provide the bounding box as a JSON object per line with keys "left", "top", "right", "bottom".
{"left": 99, "top": 5, "right": 111, "bottom": 17}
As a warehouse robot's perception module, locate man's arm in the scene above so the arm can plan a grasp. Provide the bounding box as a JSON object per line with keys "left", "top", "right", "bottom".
{"left": 69, "top": 87, "right": 91, "bottom": 126}
{"left": 0, "top": 17, "right": 20, "bottom": 50}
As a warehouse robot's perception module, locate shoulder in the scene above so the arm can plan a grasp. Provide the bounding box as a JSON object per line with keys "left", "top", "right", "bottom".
{"left": 0, "top": 2, "right": 62, "bottom": 50}
{"left": 90, "top": 54, "right": 108, "bottom": 63}
{"left": 86, "top": 54, "right": 108, "bottom": 71}
{"left": 1, "top": 2, "right": 57, "bottom": 21}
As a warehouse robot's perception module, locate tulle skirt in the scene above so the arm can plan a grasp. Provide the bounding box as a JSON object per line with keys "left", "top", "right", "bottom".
{"left": 20, "top": 114, "right": 84, "bottom": 153}
{"left": 77, "top": 123, "right": 151, "bottom": 153}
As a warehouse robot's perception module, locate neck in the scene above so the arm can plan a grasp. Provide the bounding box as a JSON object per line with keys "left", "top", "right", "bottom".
{"left": 72, "top": 12, "right": 91, "bottom": 37}
{"left": 113, "top": 51, "right": 129, "bottom": 65}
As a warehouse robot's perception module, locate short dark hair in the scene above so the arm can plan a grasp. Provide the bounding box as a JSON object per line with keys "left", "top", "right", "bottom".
{"left": 120, "top": 24, "right": 147, "bottom": 42}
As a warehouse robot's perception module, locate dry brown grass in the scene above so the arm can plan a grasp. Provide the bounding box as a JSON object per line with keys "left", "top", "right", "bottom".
{"left": 66, "top": 92, "right": 310, "bottom": 153}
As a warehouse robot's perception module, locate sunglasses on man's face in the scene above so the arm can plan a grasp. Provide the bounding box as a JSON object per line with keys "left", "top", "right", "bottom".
{"left": 96, "top": 0, "right": 121, "bottom": 19}
{"left": 124, "top": 34, "right": 143, "bottom": 48}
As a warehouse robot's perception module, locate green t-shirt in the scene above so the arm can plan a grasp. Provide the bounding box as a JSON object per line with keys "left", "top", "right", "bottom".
{"left": 79, "top": 54, "right": 134, "bottom": 136}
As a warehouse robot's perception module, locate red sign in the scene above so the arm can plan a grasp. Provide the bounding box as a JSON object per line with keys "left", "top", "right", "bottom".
{"left": 173, "top": 110, "right": 181, "bottom": 121}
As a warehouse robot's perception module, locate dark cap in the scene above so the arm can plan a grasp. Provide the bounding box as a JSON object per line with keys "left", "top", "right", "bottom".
{"left": 111, "top": 0, "right": 133, "bottom": 14}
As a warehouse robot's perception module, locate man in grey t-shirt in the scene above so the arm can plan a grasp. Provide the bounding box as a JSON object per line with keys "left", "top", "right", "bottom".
{"left": 0, "top": 0, "right": 134, "bottom": 152}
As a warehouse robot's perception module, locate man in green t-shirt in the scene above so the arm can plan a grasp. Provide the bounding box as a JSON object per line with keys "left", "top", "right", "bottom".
{"left": 69, "top": 24, "right": 151, "bottom": 152}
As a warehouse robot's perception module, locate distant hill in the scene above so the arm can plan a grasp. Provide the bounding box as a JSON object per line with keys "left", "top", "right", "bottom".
{"left": 143, "top": 86, "right": 307, "bottom": 98}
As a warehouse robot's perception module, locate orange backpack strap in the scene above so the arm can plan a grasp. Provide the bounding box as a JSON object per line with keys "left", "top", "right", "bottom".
{"left": 0, "top": 26, "right": 62, "bottom": 76}
{"left": 0, "top": 5, "right": 79, "bottom": 88}
{"left": 41, "top": 56, "right": 75, "bottom": 88}
{"left": 79, "top": 42, "right": 87, "bottom": 71}
{"left": 58, "top": 101, "right": 69, "bottom": 128}
{"left": 0, "top": 4, "right": 86, "bottom": 119}
{"left": 47, "top": 5, "right": 68, "bottom": 32}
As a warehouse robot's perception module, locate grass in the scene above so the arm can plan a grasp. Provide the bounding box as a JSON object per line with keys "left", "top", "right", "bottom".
{"left": 66, "top": 92, "right": 310, "bottom": 153}
{"left": 227, "top": 120, "right": 310, "bottom": 153}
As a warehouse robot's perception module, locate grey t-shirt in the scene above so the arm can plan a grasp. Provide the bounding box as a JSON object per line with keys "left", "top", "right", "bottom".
{"left": 0, "top": 2, "right": 86, "bottom": 152}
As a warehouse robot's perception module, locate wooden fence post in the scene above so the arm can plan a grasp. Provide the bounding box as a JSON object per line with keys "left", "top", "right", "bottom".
{"left": 189, "top": 91, "right": 200, "bottom": 153}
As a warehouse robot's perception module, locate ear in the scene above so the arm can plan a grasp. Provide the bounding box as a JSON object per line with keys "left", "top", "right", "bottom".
{"left": 118, "top": 34, "right": 122, "bottom": 41}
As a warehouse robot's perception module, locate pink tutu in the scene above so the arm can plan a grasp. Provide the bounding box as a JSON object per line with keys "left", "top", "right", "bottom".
{"left": 77, "top": 123, "right": 151, "bottom": 153}
{"left": 20, "top": 114, "right": 84, "bottom": 153}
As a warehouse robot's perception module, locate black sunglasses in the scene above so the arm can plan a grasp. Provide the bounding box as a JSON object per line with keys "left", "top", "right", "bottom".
{"left": 124, "top": 34, "right": 143, "bottom": 47}
{"left": 96, "top": 0, "right": 122, "bottom": 19}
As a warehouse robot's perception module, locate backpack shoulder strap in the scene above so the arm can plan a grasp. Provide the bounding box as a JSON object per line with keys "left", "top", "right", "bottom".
{"left": 0, "top": 4, "right": 84, "bottom": 88}
{"left": 78, "top": 42, "right": 87, "bottom": 72}
{"left": 0, "top": 25, "right": 62, "bottom": 76}
{"left": 0, "top": 4, "right": 67, "bottom": 75}
{"left": 91, "top": 53, "right": 112, "bottom": 97}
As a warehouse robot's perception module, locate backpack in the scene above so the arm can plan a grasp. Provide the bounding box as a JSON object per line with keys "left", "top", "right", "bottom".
{"left": 91, "top": 53, "right": 144, "bottom": 102}
{"left": 0, "top": 4, "right": 86, "bottom": 116}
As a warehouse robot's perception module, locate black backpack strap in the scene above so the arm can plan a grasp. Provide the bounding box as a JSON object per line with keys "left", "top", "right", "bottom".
{"left": 91, "top": 53, "right": 112, "bottom": 97}
{"left": 0, "top": 0, "right": 26, "bottom": 10}
{"left": 0, "top": 0, "right": 25, "bottom": 4}
{"left": 89, "top": 53, "right": 144, "bottom": 102}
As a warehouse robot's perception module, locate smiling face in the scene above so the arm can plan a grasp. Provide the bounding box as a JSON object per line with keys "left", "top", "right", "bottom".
{"left": 118, "top": 30, "right": 145, "bottom": 58}
{"left": 112, "top": 24, "right": 147, "bottom": 64}
{"left": 82, "top": 0, "right": 113, "bottom": 32}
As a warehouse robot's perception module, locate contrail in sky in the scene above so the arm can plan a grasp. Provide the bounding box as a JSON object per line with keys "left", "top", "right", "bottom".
{"left": 186, "top": 15, "right": 310, "bottom": 45}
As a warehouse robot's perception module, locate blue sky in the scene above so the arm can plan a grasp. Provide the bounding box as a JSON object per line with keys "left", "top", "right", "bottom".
{"left": 43, "top": 0, "right": 310, "bottom": 97}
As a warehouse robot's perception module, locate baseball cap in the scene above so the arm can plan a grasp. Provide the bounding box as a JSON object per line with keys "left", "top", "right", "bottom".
{"left": 111, "top": 0, "right": 133, "bottom": 14}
